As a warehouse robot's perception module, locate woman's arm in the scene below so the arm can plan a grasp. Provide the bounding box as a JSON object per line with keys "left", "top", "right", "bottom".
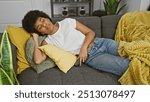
{"left": 76, "top": 20, "right": 95, "bottom": 65}
{"left": 32, "top": 33, "right": 47, "bottom": 64}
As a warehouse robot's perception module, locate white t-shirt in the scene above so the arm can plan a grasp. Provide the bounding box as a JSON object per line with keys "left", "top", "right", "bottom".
{"left": 45, "top": 18, "right": 85, "bottom": 55}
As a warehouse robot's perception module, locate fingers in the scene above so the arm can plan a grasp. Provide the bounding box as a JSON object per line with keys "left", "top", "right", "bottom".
{"left": 79, "top": 56, "right": 87, "bottom": 66}
{"left": 79, "top": 58, "right": 82, "bottom": 66}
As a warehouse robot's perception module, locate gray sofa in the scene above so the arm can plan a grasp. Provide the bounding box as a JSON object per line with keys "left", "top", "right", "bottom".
{"left": 0, "top": 15, "right": 122, "bottom": 85}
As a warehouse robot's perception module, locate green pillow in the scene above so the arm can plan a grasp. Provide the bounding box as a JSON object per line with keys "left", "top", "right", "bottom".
{"left": 25, "top": 36, "right": 56, "bottom": 73}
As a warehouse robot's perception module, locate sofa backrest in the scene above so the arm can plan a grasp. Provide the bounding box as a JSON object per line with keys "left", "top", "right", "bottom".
{"left": 101, "top": 15, "right": 122, "bottom": 39}
{"left": 52, "top": 15, "right": 122, "bottom": 39}
{"left": 52, "top": 16, "right": 102, "bottom": 38}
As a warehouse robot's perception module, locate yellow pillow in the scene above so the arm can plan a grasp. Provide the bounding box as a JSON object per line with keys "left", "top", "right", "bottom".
{"left": 38, "top": 45, "right": 77, "bottom": 73}
{"left": 6, "top": 25, "right": 30, "bottom": 74}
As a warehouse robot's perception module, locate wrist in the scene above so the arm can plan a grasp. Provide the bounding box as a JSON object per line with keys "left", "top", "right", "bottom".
{"left": 81, "top": 45, "right": 88, "bottom": 49}
{"left": 33, "top": 39, "right": 39, "bottom": 48}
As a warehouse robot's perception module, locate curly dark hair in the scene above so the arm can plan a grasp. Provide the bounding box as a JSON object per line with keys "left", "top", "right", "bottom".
{"left": 22, "top": 10, "right": 52, "bottom": 35}
{"left": 148, "top": 5, "right": 150, "bottom": 11}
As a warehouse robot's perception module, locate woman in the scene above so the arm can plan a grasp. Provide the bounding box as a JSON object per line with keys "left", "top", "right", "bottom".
{"left": 22, "top": 10, "right": 129, "bottom": 76}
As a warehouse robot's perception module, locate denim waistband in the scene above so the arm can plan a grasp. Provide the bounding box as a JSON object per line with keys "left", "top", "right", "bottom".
{"left": 88, "top": 37, "right": 104, "bottom": 54}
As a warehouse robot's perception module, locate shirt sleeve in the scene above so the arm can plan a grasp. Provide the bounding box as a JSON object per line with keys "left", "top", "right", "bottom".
{"left": 44, "top": 37, "right": 52, "bottom": 44}
{"left": 44, "top": 37, "right": 49, "bottom": 44}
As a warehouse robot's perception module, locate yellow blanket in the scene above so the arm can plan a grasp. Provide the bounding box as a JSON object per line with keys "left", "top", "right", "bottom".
{"left": 115, "top": 11, "right": 150, "bottom": 85}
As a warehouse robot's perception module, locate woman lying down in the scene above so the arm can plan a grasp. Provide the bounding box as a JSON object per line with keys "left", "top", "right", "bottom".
{"left": 22, "top": 10, "right": 129, "bottom": 76}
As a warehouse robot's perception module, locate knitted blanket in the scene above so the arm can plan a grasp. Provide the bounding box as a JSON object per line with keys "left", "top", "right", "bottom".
{"left": 115, "top": 11, "right": 150, "bottom": 85}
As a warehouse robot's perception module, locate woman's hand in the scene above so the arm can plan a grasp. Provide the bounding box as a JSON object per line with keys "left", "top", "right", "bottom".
{"left": 78, "top": 46, "right": 88, "bottom": 66}
{"left": 31, "top": 33, "right": 46, "bottom": 64}
{"left": 75, "top": 20, "right": 95, "bottom": 66}
{"left": 31, "top": 33, "right": 39, "bottom": 42}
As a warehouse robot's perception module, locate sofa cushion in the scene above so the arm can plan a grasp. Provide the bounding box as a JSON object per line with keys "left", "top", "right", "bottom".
{"left": 6, "top": 25, "right": 30, "bottom": 74}
{"left": 10, "top": 42, "right": 18, "bottom": 74}
{"left": 39, "top": 44, "right": 77, "bottom": 73}
{"left": 18, "top": 65, "right": 120, "bottom": 85}
{"left": 101, "top": 15, "right": 122, "bottom": 39}
{"left": 17, "top": 67, "right": 38, "bottom": 85}
{"left": 25, "top": 36, "right": 56, "bottom": 74}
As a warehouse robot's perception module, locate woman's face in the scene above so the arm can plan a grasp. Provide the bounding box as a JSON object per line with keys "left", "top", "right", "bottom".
{"left": 34, "top": 17, "right": 53, "bottom": 35}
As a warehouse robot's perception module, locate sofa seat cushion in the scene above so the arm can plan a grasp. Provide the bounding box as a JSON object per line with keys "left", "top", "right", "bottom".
{"left": 18, "top": 64, "right": 120, "bottom": 85}
{"left": 17, "top": 67, "right": 38, "bottom": 85}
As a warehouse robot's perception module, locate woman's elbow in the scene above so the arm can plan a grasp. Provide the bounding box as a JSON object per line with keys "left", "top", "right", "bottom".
{"left": 34, "top": 59, "right": 43, "bottom": 64}
{"left": 34, "top": 57, "right": 46, "bottom": 64}
{"left": 91, "top": 30, "right": 95, "bottom": 37}
{"left": 34, "top": 53, "right": 47, "bottom": 64}
{"left": 93, "top": 31, "right": 96, "bottom": 37}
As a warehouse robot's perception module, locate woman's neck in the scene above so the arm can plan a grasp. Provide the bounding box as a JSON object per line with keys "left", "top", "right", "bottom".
{"left": 50, "top": 23, "right": 59, "bottom": 35}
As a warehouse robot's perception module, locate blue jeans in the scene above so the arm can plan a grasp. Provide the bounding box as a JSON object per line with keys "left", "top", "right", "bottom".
{"left": 85, "top": 37, "right": 129, "bottom": 76}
